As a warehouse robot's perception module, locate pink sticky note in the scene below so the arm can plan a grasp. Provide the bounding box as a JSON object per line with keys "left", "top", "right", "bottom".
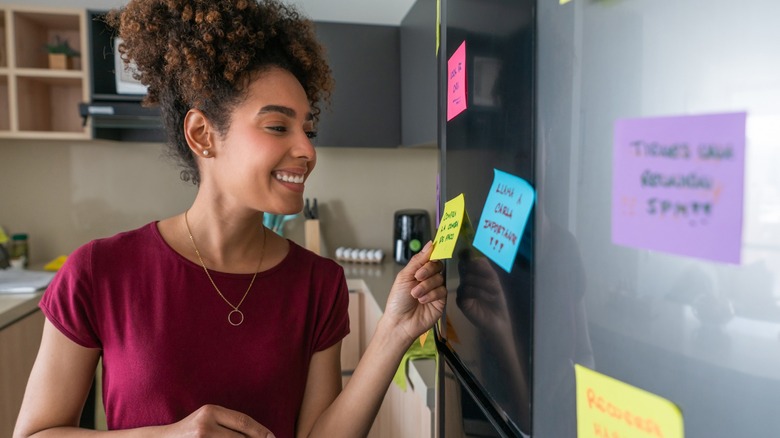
{"left": 447, "top": 41, "right": 467, "bottom": 121}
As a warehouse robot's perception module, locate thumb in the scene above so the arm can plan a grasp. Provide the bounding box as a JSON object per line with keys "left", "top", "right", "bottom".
{"left": 401, "top": 240, "right": 434, "bottom": 277}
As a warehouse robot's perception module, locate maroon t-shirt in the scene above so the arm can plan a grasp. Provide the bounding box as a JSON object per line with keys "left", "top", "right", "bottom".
{"left": 39, "top": 222, "right": 349, "bottom": 437}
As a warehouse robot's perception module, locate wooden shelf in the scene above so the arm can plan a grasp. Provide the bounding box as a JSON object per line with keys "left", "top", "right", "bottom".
{"left": 0, "top": 11, "right": 7, "bottom": 69}
{"left": 13, "top": 10, "right": 82, "bottom": 71}
{"left": 0, "top": 75, "right": 9, "bottom": 130}
{"left": 16, "top": 75, "right": 85, "bottom": 133}
{"left": 0, "top": 5, "right": 89, "bottom": 139}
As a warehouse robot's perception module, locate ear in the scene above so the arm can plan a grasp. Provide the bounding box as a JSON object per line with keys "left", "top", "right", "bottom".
{"left": 184, "top": 109, "right": 215, "bottom": 157}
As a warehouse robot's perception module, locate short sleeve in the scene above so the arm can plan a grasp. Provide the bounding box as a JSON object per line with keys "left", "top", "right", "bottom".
{"left": 39, "top": 242, "right": 102, "bottom": 349}
{"left": 312, "top": 264, "right": 350, "bottom": 353}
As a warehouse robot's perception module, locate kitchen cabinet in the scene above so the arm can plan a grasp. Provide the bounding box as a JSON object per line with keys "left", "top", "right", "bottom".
{"left": 81, "top": 10, "right": 164, "bottom": 143}
{"left": 352, "top": 282, "right": 433, "bottom": 438}
{"left": 313, "top": 22, "right": 400, "bottom": 148}
{"left": 0, "top": 6, "right": 90, "bottom": 140}
{"left": 400, "top": 0, "right": 437, "bottom": 147}
{"left": 341, "top": 290, "right": 362, "bottom": 373}
{"left": 0, "top": 309, "right": 44, "bottom": 437}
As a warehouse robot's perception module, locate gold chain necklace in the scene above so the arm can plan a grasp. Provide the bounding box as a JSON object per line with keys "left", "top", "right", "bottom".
{"left": 184, "top": 210, "right": 266, "bottom": 326}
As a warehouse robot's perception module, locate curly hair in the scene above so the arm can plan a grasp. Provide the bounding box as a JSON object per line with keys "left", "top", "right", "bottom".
{"left": 106, "top": 0, "right": 333, "bottom": 185}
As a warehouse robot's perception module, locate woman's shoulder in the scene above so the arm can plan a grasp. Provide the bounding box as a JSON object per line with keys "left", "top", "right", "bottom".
{"left": 282, "top": 239, "right": 343, "bottom": 275}
{"left": 88, "top": 222, "right": 160, "bottom": 251}
{"left": 66, "top": 222, "right": 162, "bottom": 267}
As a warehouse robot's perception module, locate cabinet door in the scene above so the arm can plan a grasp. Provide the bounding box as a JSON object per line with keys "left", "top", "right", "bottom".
{"left": 0, "top": 310, "right": 44, "bottom": 437}
{"left": 340, "top": 291, "right": 361, "bottom": 373}
{"left": 314, "top": 22, "right": 400, "bottom": 148}
{"left": 400, "top": 0, "right": 437, "bottom": 147}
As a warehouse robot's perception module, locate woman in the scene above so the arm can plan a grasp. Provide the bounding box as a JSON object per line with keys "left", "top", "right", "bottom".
{"left": 13, "top": 1, "right": 445, "bottom": 437}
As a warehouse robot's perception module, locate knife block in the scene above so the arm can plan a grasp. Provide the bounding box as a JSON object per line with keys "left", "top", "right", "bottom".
{"left": 304, "top": 219, "right": 322, "bottom": 256}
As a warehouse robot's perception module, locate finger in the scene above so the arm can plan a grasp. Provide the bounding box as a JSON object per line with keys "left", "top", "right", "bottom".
{"left": 411, "top": 275, "right": 445, "bottom": 300}
{"left": 411, "top": 272, "right": 444, "bottom": 297}
{"left": 414, "top": 259, "right": 444, "bottom": 281}
{"left": 417, "top": 284, "right": 447, "bottom": 304}
{"left": 402, "top": 241, "right": 434, "bottom": 275}
{"left": 204, "top": 405, "right": 275, "bottom": 438}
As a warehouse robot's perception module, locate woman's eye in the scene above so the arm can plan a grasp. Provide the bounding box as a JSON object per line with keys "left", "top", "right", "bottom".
{"left": 267, "top": 126, "right": 287, "bottom": 133}
{"left": 306, "top": 131, "right": 318, "bottom": 139}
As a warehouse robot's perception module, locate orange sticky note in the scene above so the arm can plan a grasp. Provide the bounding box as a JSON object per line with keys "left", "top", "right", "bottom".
{"left": 431, "top": 193, "right": 466, "bottom": 260}
{"left": 419, "top": 331, "right": 429, "bottom": 347}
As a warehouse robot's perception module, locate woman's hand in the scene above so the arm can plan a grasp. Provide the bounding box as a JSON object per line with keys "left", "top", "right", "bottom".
{"left": 382, "top": 241, "right": 447, "bottom": 345}
{"left": 163, "top": 405, "right": 275, "bottom": 438}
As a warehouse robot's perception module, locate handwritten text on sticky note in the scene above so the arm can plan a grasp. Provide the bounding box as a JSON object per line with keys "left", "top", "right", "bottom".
{"left": 431, "top": 193, "right": 466, "bottom": 260}
{"left": 612, "top": 112, "right": 746, "bottom": 264}
{"left": 473, "top": 169, "right": 535, "bottom": 273}
{"left": 575, "top": 364, "right": 684, "bottom": 438}
{"left": 447, "top": 41, "right": 468, "bottom": 121}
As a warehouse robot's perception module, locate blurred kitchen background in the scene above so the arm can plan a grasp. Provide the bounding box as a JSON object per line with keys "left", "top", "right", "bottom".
{"left": 0, "top": 0, "right": 438, "bottom": 266}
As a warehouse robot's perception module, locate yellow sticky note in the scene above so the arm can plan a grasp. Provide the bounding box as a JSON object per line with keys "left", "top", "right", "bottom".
{"left": 436, "top": 0, "right": 441, "bottom": 55}
{"left": 560, "top": 0, "right": 573, "bottom": 3}
{"left": 575, "top": 364, "right": 684, "bottom": 438}
{"left": 431, "top": 193, "right": 466, "bottom": 260}
{"left": 44, "top": 255, "right": 68, "bottom": 271}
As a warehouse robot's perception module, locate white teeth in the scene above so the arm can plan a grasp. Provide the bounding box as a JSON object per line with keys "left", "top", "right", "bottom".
{"left": 275, "top": 173, "right": 304, "bottom": 184}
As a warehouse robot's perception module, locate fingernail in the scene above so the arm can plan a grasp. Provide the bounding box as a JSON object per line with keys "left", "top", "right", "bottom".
{"left": 415, "top": 268, "right": 428, "bottom": 281}
{"left": 423, "top": 240, "right": 433, "bottom": 251}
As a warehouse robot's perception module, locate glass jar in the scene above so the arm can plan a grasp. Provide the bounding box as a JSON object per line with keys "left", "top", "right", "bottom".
{"left": 9, "top": 233, "right": 29, "bottom": 269}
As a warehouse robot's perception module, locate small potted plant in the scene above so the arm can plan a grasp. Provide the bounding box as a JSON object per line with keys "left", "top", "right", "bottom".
{"left": 44, "top": 36, "right": 80, "bottom": 70}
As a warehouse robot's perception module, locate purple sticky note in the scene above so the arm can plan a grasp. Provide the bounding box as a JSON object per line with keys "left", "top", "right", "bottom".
{"left": 447, "top": 41, "right": 467, "bottom": 121}
{"left": 612, "top": 112, "right": 746, "bottom": 264}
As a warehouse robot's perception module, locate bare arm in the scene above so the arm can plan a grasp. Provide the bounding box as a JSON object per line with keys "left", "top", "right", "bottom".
{"left": 297, "top": 241, "right": 446, "bottom": 438}
{"left": 14, "top": 320, "right": 102, "bottom": 437}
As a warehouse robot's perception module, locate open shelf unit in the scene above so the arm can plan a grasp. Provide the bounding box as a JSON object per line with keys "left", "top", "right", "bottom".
{"left": 0, "top": 6, "right": 89, "bottom": 139}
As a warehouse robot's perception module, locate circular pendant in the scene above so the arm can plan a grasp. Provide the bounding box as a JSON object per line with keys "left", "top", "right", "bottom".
{"left": 228, "top": 309, "right": 244, "bottom": 326}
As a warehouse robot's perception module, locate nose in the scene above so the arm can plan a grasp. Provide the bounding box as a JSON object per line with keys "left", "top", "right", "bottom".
{"left": 293, "top": 129, "right": 317, "bottom": 163}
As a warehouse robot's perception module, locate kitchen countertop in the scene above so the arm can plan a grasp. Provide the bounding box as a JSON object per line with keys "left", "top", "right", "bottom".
{"left": 0, "top": 291, "right": 42, "bottom": 330}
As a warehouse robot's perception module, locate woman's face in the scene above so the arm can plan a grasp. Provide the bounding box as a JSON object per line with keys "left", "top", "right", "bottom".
{"left": 207, "top": 67, "right": 317, "bottom": 215}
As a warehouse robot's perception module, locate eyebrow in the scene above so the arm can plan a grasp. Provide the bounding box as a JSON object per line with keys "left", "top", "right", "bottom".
{"left": 257, "top": 105, "right": 314, "bottom": 121}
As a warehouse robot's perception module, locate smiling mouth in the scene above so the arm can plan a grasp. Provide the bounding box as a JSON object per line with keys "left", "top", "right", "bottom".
{"left": 274, "top": 172, "right": 305, "bottom": 184}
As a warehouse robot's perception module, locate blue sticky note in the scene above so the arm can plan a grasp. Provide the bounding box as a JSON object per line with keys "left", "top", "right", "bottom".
{"left": 472, "top": 169, "right": 535, "bottom": 273}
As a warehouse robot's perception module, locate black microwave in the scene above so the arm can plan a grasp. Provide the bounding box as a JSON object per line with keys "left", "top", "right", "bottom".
{"left": 80, "top": 10, "right": 164, "bottom": 142}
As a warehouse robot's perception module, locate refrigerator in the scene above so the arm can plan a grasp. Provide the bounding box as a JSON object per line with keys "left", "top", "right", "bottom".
{"left": 435, "top": 0, "right": 780, "bottom": 437}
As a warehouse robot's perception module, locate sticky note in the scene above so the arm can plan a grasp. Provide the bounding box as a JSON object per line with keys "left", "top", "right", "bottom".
{"left": 431, "top": 193, "right": 466, "bottom": 260}
{"left": 436, "top": 0, "right": 441, "bottom": 55}
{"left": 575, "top": 364, "right": 685, "bottom": 438}
{"left": 560, "top": 0, "right": 573, "bottom": 4}
{"left": 472, "top": 169, "right": 535, "bottom": 273}
{"left": 612, "top": 112, "right": 746, "bottom": 264}
{"left": 447, "top": 41, "right": 467, "bottom": 121}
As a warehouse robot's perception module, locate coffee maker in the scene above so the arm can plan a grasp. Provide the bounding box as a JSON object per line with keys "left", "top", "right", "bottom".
{"left": 393, "top": 209, "right": 431, "bottom": 264}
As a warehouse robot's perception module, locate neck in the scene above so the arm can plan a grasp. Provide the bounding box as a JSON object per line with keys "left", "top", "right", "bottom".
{"left": 183, "top": 207, "right": 267, "bottom": 273}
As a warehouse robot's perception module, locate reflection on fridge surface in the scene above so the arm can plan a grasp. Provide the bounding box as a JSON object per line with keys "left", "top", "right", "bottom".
{"left": 536, "top": 0, "right": 780, "bottom": 436}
